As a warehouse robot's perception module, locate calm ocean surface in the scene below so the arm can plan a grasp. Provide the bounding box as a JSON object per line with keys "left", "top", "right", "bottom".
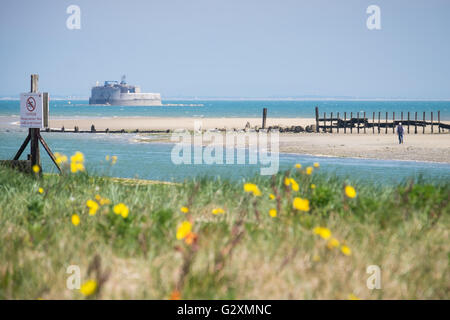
{"left": 0, "top": 132, "right": 449, "bottom": 184}
{"left": 0, "top": 99, "right": 449, "bottom": 119}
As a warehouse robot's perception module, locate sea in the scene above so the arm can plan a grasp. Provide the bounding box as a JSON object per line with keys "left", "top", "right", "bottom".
{"left": 0, "top": 99, "right": 449, "bottom": 184}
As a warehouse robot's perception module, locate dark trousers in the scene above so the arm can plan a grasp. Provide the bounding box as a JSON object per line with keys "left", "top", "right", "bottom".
{"left": 398, "top": 134, "right": 403, "bottom": 144}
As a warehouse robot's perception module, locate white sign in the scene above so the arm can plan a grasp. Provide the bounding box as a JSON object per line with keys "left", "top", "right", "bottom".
{"left": 20, "top": 92, "right": 43, "bottom": 128}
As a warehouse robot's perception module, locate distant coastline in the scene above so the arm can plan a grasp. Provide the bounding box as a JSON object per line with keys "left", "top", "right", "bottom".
{"left": 2, "top": 96, "right": 450, "bottom": 102}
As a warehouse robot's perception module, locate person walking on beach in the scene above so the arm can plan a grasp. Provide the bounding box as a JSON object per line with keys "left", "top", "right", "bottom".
{"left": 397, "top": 122, "right": 404, "bottom": 144}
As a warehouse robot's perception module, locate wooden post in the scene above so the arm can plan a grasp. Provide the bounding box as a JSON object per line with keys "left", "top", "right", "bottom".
{"left": 438, "top": 111, "right": 441, "bottom": 133}
{"left": 407, "top": 112, "right": 410, "bottom": 134}
{"left": 392, "top": 112, "right": 395, "bottom": 134}
{"left": 372, "top": 112, "right": 375, "bottom": 134}
{"left": 423, "top": 112, "right": 425, "bottom": 134}
{"left": 414, "top": 112, "right": 417, "bottom": 134}
{"left": 330, "top": 112, "right": 333, "bottom": 133}
{"left": 385, "top": 112, "right": 388, "bottom": 134}
{"left": 337, "top": 112, "right": 340, "bottom": 133}
{"left": 324, "top": 112, "right": 326, "bottom": 133}
{"left": 344, "top": 112, "right": 347, "bottom": 134}
{"left": 350, "top": 112, "right": 353, "bottom": 134}
{"left": 30, "top": 74, "right": 40, "bottom": 172}
{"left": 431, "top": 112, "right": 433, "bottom": 133}
{"left": 315, "top": 106, "right": 319, "bottom": 133}
{"left": 357, "top": 112, "right": 360, "bottom": 134}
{"left": 363, "top": 111, "right": 366, "bottom": 134}
{"left": 378, "top": 112, "right": 380, "bottom": 134}
{"left": 262, "top": 108, "right": 267, "bottom": 129}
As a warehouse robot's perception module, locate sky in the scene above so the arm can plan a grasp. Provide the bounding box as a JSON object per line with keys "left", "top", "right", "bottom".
{"left": 0, "top": 0, "right": 449, "bottom": 99}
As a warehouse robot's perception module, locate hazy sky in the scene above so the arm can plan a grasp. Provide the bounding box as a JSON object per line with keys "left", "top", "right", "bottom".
{"left": 1, "top": 0, "right": 449, "bottom": 98}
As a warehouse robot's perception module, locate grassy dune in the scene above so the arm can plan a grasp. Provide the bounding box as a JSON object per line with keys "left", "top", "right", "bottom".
{"left": 0, "top": 164, "right": 448, "bottom": 299}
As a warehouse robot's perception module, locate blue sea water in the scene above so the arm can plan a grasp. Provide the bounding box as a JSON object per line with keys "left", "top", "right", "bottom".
{"left": 0, "top": 99, "right": 449, "bottom": 120}
{"left": 0, "top": 132, "right": 449, "bottom": 184}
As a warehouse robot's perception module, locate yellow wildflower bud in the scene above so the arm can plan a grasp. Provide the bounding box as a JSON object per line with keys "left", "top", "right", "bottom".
{"left": 269, "top": 208, "right": 277, "bottom": 218}
{"left": 293, "top": 197, "right": 310, "bottom": 212}
{"left": 341, "top": 245, "right": 352, "bottom": 256}
{"left": 313, "top": 227, "right": 332, "bottom": 240}
{"left": 345, "top": 185, "right": 357, "bottom": 198}
{"left": 180, "top": 206, "right": 189, "bottom": 214}
{"left": 71, "top": 214, "right": 80, "bottom": 226}
{"left": 327, "top": 238, "right": 340, "bottom": 249}
{"left": 80, "top": 280, "right": 97, "bottom": 296}
{"left": 176, "top": 221, "right": 192, "bottom": 240}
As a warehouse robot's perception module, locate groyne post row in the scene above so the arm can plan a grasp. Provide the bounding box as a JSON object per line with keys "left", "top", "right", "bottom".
{"left": 314, "top": 107, "right": 448, "bottom": 133}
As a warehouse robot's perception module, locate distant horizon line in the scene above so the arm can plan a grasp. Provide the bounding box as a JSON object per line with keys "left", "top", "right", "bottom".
{"left": 1, "top": 96, "right": 450, "bottom": 102}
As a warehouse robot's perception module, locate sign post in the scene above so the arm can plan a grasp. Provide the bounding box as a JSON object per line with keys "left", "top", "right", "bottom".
{"left": 12, "top": 74, "right": 61, "bottom": 174}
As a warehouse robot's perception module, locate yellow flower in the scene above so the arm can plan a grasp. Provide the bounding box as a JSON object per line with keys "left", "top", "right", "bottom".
{"left": 313, "top": 162, "right": 320, "bottom": 168}
{"left": 70, "top": 152, "right": 85, "bottom": 173}
{"left": 32, "top": 165, "right": 40, "bottom": 173}
{"left": 341, "top": 245, "right": 352, "bottom": 256}
{"left": 38, "top": 187, "right": 44, "bottom": 194}
{"left": 80, "top": 280, "right": 97, "bottom": 296}
{"left": 269, "top": 208, "right": 277, "bottom": 218}
{"left": 95, "top": 194, "right": 101, "bottom": 201}
{"left": 285, "top": 178, "right": 299, "bottom": 191}
{"left": 284, "top": 177, "right": 291, "bottom": 186}
{"left": 310, "top": 184, "right": 316, "bottom": 189}
{"left": 70, "top": 151, "right": 84, "bottom": 163}
{"left": 327, "top": 238, "right": 340, "bottom": 249}
{"left": 313, "top": 227, "right": 332, "bottom": 240}
{"left": 55, "top": 152, "right": 68, "bottom": 164}
{"left": 100, "top": 198, "right": 110, "bottom": 205}
{"left": 243, "top": 183, "right": 261, "bottom": 196}
{"left": 345, "top": 185, "right": 357, "bottom": 198}
{"left": 295, "top": 163, "right": 302, "bottom": 169}
{"left": 86, "top": 199, "right": 99, "bottom": 216}
{"left": 70, "top": 162, "right": 85, "bottom": 173}
{"left": 176, "top": 221, "right": 192, "bottom": 240}
{"left": 180, "top": 206, "right": 189, "bottom": 214}
{"left": 111, "top": 155, "right": 117, "bottom": 164}
{"left": 293, "top": 197, "right": 310, "bottom": 212}
{"left": 269, "top": 193, "right": 275, "bottom": 200}
{"left": 113, "top": 203, "right": 129, "bottom": 218}
{"left": 348, "top": 293, "right": 359, "bottom": 300}
{"left": 290, "top": 178, "right": 299, "bottom": 191}
{"left": 105, "top": 155, "right": 110, "bottom": 161}
{"left": 212, "top": 208, "right": 225, "bottom": 215}
{"left": 306, "top": 166, "right": 313, "bottom": 175}
{"left": 71, "top": 214, "right": 80, "bottom": 226}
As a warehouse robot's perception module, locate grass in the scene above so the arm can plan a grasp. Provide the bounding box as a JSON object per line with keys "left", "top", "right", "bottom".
{"left": 0, "top": 164, "right": 448, "bottom": 300}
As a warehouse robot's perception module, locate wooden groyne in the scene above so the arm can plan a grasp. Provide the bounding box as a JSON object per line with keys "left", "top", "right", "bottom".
{"left": 43, "top": 126, "right": 171, "bottom": 134}
{"left": 315, "top": 107, "right": 449, "bottom": 134}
